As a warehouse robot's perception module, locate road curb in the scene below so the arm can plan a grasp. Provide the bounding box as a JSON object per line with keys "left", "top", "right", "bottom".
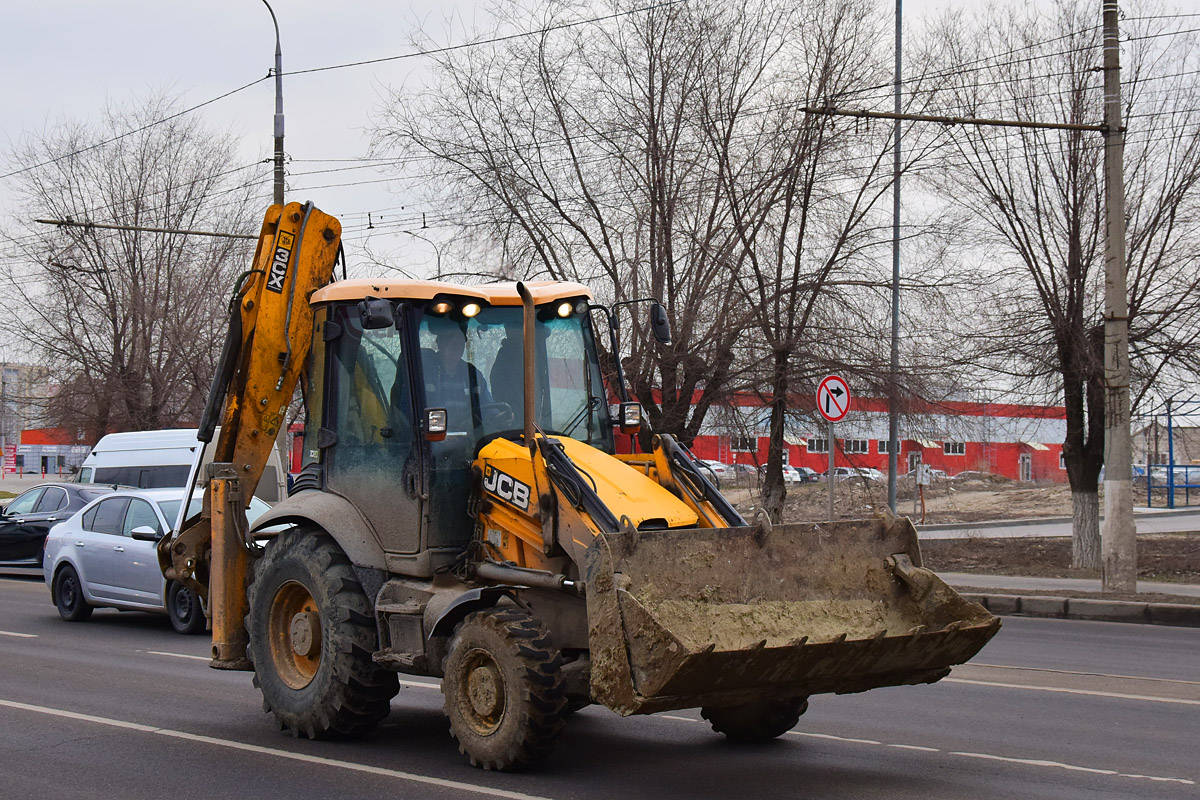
{"left": 959, "top": 592, "right": 1200, "bottom": 628}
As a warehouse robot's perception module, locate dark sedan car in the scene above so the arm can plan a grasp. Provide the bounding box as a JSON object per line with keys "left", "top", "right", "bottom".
{"left": 0, "top": 483, "right": 115, "bottom": 571}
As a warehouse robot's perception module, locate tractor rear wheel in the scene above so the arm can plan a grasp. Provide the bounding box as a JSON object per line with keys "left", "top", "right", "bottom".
{"left": 701, "top": 697, "right": 809, "bottom": 742}
{"left": 246, "top": 527, "right": 398, "bottom": 739}
{"left": 442, "top": 607, "right": 567, "bottom": 770}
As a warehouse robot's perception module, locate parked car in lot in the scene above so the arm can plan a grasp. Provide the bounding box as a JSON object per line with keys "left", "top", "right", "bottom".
{"left": 43, "top": 488, "right": 271, "bottom": 634}
{"left": 697, "top": 459, "right": 730, "bottom": 485}
{"left": 822, "top": 467, "right": 885, "bottom": 482}
{"left": 794, "top": 466, "right": 820, "bottom": 483}
{"left": 0, "top": 483, "right": 115, "bottom": 572}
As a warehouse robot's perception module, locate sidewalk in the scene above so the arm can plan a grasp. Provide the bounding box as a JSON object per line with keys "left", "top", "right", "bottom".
{"left": 942, "top": 571, "right": 1200, "bottom": 628}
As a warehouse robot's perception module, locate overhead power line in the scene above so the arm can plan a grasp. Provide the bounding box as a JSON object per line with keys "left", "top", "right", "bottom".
{"left": 34, "top": 218, "right": 258, "bottom": 240}
{"left": 0, "top": 76, "right": 271, "bottom": 183}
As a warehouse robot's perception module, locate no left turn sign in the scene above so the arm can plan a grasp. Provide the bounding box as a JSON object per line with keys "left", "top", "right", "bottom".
{"left": 816, "top": 375, "right": 851, "bottom": 423}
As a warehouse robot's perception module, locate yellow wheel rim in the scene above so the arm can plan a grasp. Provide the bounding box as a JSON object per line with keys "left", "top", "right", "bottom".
{"left": 460, "top": 648, "right": 506, "bottom": 735}
{"left": 268, "top": 580, "right": 323, "bottom": 689}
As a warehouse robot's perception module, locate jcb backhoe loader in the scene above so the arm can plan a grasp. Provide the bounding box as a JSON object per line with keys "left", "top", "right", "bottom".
{"left": 161, "top": 202, "right": 999, "bottom": 771}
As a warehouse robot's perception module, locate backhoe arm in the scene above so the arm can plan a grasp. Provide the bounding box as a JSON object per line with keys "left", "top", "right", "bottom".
{"left": 159, "top": 201, "right": 341, "bottom": 668}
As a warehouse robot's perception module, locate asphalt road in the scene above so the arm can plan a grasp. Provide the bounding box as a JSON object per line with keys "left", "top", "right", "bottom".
{"left": 1, "top": 574, "right": 1197, "bottom": 800}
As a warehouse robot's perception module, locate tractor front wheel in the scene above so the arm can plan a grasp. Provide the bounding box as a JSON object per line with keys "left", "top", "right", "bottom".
{"left": 442, "top": 607, "right": 567, "bottom": 770}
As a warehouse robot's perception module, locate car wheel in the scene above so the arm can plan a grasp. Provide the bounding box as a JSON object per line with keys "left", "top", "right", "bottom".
{"left": 443, "top": 607, "right": 567, "bottom": 770}
{"left": 167, "top": 581, "right": 208, "bottom": 635}
{"left": 55, "top": 565, "right": 93, "bottom": 622}
{"left": 246, "top": 527, "right": 398, "bottom": 739}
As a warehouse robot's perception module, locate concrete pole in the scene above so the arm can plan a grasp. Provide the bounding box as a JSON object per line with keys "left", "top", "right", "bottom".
{"left": 887, "top": 0, "right": 902, "bottom": 511}
{"left": 1100, "top": 0, "right": 1136, "bottom": 592}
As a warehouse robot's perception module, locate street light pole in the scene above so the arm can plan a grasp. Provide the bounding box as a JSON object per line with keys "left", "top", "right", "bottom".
{"left": 263, "top": 0, "right": 285, "bottom": 207}
{"left": 403, "top": 230, "right": 443, "bottom": 279}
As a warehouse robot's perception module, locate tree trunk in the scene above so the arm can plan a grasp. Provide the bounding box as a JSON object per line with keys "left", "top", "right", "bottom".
{"left": 761, "top": 348, "right": 789, "bottom": 522}
{"left": 1071, "top": 489, "right": 1100, "bottom": 569}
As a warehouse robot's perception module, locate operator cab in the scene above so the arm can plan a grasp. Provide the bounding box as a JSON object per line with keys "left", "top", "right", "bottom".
{"left": 301, "top": 281, "right": 613, "bottom": 571}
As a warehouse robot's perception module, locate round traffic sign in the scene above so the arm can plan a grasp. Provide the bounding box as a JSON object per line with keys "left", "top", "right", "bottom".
{"left": 816, "top": 375, "right": 851, "bottom": 423}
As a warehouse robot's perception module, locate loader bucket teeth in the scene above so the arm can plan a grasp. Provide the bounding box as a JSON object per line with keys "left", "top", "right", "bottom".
{"left": 584, "top": 514, "right": 1000, "bottom": 716}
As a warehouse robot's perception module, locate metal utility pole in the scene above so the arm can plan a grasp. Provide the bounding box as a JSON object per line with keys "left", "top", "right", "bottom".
{"left": 263, "top": 0, "right": 285, "bottom": 207}
{"left": 1100, "top": 0, "right": 1135, "bottom": 593}
{"left": 887, "top": 0, "right": 902, "bottom": 511}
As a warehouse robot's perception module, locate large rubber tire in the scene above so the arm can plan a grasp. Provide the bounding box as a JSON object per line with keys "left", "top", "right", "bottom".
{"left": 442, "top": 607, "right": 567, "bottom": 771}
{"left": 167, "top": 581, "right": 207, "bottom": 635}
{"left": 701, "top": 697, "right": 809, "bottom": 742}
{"left": 55, "top": 565, "right": 93, "bottom": 622}
{"left": 246, "top": 528, "right": 398, "bottom": 739}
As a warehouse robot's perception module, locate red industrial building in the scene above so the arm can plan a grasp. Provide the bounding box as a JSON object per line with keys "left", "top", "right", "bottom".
{"left": 686, "top": 395, "right": 1067, "bottom": 483}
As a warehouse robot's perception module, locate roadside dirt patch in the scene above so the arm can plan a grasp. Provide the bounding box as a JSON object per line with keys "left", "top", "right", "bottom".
{"left": 920, "top": 533, "right": 1200, "bottom": 584}
{"left": 726, "top": 474, "right": 1077, "bottom": 525}
{"left": 723, "top": 476, "right": 1200, "bottom": 586}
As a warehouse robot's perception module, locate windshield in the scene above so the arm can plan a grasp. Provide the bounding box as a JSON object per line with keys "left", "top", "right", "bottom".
{"left": 415, "top": 303, "right": 613, "bottom": 452}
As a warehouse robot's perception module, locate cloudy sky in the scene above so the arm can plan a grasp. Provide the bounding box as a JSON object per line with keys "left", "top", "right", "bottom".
{"left": 1, "top": 0, "right": 952, "bottom": 275}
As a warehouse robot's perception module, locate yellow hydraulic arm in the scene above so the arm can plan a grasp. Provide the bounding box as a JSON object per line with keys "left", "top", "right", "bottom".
{"left": 159, "top": 202, "right": 341, "bottom": 669}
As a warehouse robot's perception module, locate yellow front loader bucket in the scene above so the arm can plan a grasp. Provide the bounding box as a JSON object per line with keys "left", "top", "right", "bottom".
{"left": 584, "top": 512, "right": 1000, "bottom": 715}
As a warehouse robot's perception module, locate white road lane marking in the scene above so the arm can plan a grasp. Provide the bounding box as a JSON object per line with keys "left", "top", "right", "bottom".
{"left": 970, "top": 662, "right": 1200, "bottom": 687}
{"left": 651, "top": 712, "right": 1192, "bottom": 785}
{"left": 0, "top": 698, "right": 554, "bottom": 800}
{"left": 0, "top": 630, "right": 36, "bottom": 638}
{"left": 887, "top": 744, "right": 940, "bottom": 752}
{"left": 144, "top": 650, "right": 443, "bottom": 693}
{"left": 950, "top": 751, "right": 1194, "bottom": 786}
{"left": 944, "top": 677, "right": 1200, "bottom": 706}
{"left": 789, "top": 732, "right": 881, "bottom": 745}
{"left": 146, "top": 650, "right": 208, "bottom": 661}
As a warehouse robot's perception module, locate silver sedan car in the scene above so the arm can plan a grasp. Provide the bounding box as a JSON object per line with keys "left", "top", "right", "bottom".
{"left": 43, "top": 488, "right": 269, "bottom": 634}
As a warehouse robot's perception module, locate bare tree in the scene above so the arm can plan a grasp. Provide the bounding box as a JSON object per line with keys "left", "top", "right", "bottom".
{"left": 372, "top": 0, "right": 871, "bottom": 447}
{"left": 924, "top": 0, "right": 1200, "bottom": 567}
{"left": 2, "top": 93, "right": 261, "bottom": 440}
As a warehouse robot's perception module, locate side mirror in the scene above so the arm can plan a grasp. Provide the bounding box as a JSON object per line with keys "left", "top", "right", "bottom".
{"left": 130, "top": 525, "right": 161, "bottom": 542}
{"left": 424, "top": 408, "right": 448, "bottom": 442}
{"left": 358, "top": 296, "right": 396, "bottom": 330}
{"left": 650, "top": 303, "right": 672, "bottom": 345}
{"left": 618, "top": 402, "right": 642, "bottom": 435}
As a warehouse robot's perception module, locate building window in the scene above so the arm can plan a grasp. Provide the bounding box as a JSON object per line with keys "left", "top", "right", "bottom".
{"left": 731, "top": 436, "right": 756, "bottom": 453}
{"left": 877, "top": 439, "right": 891, "bottom": 454}
{"left": 1059, "top": 452, "right": 1065, "bottom": 470}
{"left": 843, "top": 438, "right": 869, "bottom": 454}
{"left": 943, "top": 441, "right": 965, "bottom": 456}
{"left": 806, "top": 437, "right": 829, "bottom": 454}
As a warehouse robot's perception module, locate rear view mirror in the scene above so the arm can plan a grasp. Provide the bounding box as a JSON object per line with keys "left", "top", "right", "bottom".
{"left": 130, "top": 525, "right": 161, "bottom": 542}
{"left": 358, "top": 296, "right": 396, "bottom": 329}
{"left": 650, "top": 303, "right": 672, "bottom": 345}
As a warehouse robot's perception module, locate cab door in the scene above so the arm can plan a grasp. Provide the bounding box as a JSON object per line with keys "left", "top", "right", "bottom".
{"left": 322, "top": 302, "right": 424, "bottom": 554}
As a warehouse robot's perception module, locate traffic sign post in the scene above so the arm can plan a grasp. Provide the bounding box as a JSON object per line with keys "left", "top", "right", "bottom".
{"left": 816, "top": 376, "right": 852, "bottom": 522}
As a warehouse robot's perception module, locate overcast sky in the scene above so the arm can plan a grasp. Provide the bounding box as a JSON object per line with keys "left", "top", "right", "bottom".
{"left": 1, "top": 0, "right": 954, "bottom": 278}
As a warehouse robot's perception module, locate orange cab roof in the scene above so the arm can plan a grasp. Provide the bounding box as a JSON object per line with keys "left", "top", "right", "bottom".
{"left": 310, "top": 278, "right": 593, "bottom": 306}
